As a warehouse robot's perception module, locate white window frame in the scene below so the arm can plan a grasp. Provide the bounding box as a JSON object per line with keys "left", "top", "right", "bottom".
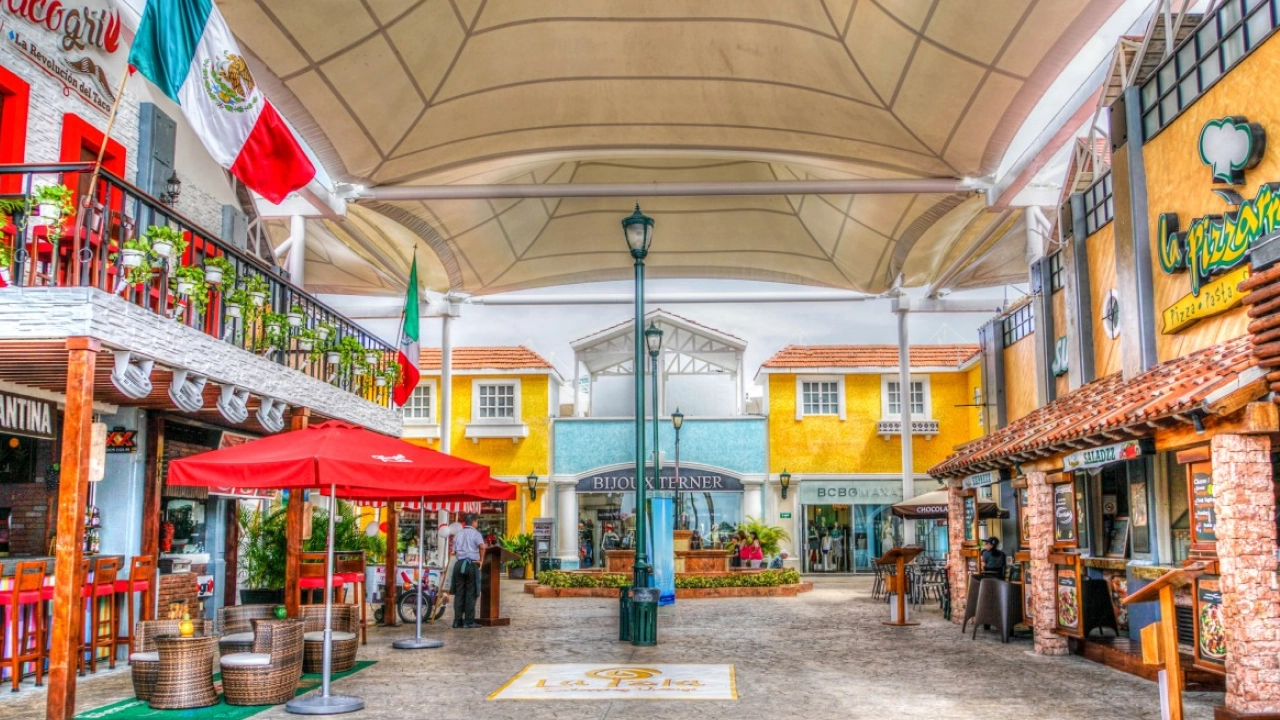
{"left": 466, "top": 379, "right": 529, "bottom": 442}
{"left": 399, "top": 380, "right": 439, "bottom": 440}
{"left": 794, "top": 375, "right": 845, "bottom": 421}
{"left": 471, "top": 380, "right": 521, "bottom": 424}
{"left": 881, "top": 375, "right": 931, "bottom": 420}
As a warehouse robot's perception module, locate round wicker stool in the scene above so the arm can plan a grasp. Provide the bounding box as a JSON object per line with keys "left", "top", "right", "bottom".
{"left": 149, "top": 635, "right": 217, "bottom": 709}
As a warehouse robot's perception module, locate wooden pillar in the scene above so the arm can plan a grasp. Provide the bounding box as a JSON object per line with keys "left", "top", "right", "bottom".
{"left": 384, "top": 503, "right": 398, "bottom": 626}
{"left": 224, "top": 499, "right": 239, "bottom": 609}
{"left": 46, "top": 337, "right": 99, "bottom": 720}
{"left": 284, "top": 408, "right": 309, "bottom": 618}
{"left": 140, "top": 417, "right": 164, "bottom": 562}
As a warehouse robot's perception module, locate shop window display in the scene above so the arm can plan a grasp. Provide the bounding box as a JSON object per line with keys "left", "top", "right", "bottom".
{"left": 576, "top": 491, "right": 742, "bottom": 567}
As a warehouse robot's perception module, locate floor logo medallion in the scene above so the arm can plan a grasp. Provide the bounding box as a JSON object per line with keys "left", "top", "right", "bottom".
{"left": 489, "top": 663, "right": 737, "bottom": 701}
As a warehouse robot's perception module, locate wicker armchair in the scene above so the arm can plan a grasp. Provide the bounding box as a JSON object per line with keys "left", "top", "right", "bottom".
{"left": 220, "top": 619, "right": 304, "bottom": 706}
{"left": 300, "top": 604, "right": 359, "bottom": 674}
{"left": 217, "top": 604, "right": 278, "bottom": 655}
{"left": 129, "top": 618, "right": 213, "bottom": 701}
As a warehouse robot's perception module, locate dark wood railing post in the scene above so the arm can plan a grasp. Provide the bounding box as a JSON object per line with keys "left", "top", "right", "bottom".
{"left": 284, "top": 408, "right": 310, "bottom": 618}
{"left": 46, "top": 337, "right": 99, "bottom": 720}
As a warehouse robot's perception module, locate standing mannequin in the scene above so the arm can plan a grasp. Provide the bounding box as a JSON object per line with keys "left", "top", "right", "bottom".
{"left": 831, "top": 525, "right": 844, "bottom": 572}
{"left": 820, "top": 531, "right": 832, "bottom": 571}
{"left": 807, "top": 525, "right": 819, "bottom": 569}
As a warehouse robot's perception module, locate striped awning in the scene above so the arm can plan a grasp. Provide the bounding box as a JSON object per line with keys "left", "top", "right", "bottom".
{"left": 349, "top": 500, "right": 481, "bottom": 513}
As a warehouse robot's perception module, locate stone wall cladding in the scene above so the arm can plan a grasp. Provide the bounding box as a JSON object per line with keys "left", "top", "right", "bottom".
{"left": 0, "top": 287, "right": 401, "bottom": 435}
{"left": 157, "top": 572, "right": 198, "bottom": 617}
{"left": 1028, "top": 471, "right": 1068, "bottom": 655}
{"left": 947, "top": 481, "right": 966, "bottom": 623}
{"left": 0, "top": 482, "right": 49, "bottom": 556}
{"left": 1213, "top": 433, "right": 1280, "bottom": 714}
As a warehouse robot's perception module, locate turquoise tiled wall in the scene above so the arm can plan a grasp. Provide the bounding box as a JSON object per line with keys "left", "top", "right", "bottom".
{"left": 553, "top": 418, "right": 766, "bottom": 476}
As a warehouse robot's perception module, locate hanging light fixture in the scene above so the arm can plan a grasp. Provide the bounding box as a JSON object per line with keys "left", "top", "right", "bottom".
{"left": 526, "top": 471, "right": 538, "bottom": 501}
{"left": 780, "top": 469, "right": 791, "bottom": 500}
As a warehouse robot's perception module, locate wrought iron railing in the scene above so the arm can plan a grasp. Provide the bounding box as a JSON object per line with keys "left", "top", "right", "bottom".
{"left": 876, "top": 419, "right": 941, "bottom": 437}
{"left": 0, "top": 162, "right": 395, "bottom": 407}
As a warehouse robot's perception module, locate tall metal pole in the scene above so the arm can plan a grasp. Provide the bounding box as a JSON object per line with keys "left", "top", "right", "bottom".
{"left": 674, "top": 425, "right": 681, "bottom": 530}
{"left": 650, "top": 346, "right": 662, "bottom": 536}
{"left": 632, "top": 258, "right": 650, "bottom": 590}
{"left": 392, "top": 496, "right": 444, "bottom": 649}
{"left": 896, "top": 298, "right": 915, "bottom": 547}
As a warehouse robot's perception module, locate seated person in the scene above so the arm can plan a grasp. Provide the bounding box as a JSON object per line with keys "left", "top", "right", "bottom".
{"left": 980, "top": 536, "right": 1007, "bottom": 578}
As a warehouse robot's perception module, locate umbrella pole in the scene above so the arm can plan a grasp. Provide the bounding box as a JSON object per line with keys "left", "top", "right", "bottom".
{"left": 286, "top": 486, "right": 364, "bottom": 715}
{"left": 392, "top": 496, "right": 444, "bottom": 650}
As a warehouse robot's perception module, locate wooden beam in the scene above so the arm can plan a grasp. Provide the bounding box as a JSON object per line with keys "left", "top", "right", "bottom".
{"left": 1203, "top": 377, "right": 1269, "bottom": 417}
{"left": 284, "top": 408, "right": 310, "bottom": 619}
{"left": 1156, "top": 402, "right": 1280, "bottom": 451}
{"left": 384, "top": 503, "right": 398, "bottom": 627}
{"left": 46, "top": 337, "right": 98, "bottom": 720}
{"left": 140, "top": 417, "right": 164, "bottom": 564}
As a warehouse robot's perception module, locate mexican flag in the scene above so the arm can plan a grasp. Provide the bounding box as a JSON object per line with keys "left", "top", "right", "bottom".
{"left": 393, "top": 258, "right": 421, "bottom": 407}
{"left": 128, "top": 0, "right": 315, "bottom": 204}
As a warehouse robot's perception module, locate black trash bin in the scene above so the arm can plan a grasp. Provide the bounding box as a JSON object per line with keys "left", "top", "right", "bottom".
{"left": 631, "top": 586, "right": 659, "bottom": 646}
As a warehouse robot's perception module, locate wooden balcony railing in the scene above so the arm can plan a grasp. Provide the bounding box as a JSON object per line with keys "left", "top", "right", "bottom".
{"left": 0, "top": 162, "right": 396, "bottom": 407}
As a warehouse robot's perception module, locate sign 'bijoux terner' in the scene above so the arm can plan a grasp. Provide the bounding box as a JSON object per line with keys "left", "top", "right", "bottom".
{"left": 0, "top": 390, "right": 55, "bottom": 440}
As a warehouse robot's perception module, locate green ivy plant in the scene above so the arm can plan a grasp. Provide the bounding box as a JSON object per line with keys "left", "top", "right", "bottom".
{"left": 121, "top": 237, "right": 154, "bottom": 285}
{"left": 143, "top": 224, "right": 188, "bottom": 260}
{"left": 243, "top": 273, "right": 270, "bottom": 306}
{"left": 170, "top": 265, "right": 209, "bottom": 315}
{"left": 204, "top": 256, "right": 235, "bottom": 286}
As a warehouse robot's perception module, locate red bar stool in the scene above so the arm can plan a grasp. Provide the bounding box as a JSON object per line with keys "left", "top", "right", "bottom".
{"left": 334, "top": 552, "right": 366, "bottom": 644}
{"left": 1, "top": 562, "right": 47, "bottom": 691}
{"left": 297, "top": 555, "right": 344, "bottom": 607}
{"left": 80, "top": 557, "right": 120, "bottom": 674}
{"left": 114, "top": 556, "right": 155, "bottom": 662}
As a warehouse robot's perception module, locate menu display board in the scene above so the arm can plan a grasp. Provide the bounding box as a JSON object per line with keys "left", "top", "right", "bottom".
{"left": 1105, "top": 517, "right": 1130, "bottom": 558}
{"left": 1194, "top": 575, "right": 1226, "bottom": 672}
{"left": 1130, "top": 478, "right": 1150, "bottom": 554}
{"left": 1053, "top": 481, "right": 1077, "bottom": 547}
{"left": 1189, "top": 463, "right": 1216, "bottom": 549}
{"left": 1018, "top": 488, "right": 1031, "bottom": 545}
{"left": 1055, "top": 565, "right": 1082, "bottom": 637}
{"left": 963, "top": 494, "right": 977, "bottom": 545}
{"left": 1022, "top": 559, "right": 1033, "bottom": 620}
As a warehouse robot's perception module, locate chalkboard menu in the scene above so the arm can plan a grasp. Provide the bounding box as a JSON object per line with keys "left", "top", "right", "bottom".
{"left": 1194, "top": 575, "right": 1226, "bottom": 672}
{"left": 1022, "top": 559, "right": 1033, "bottom": 620}
{"left": 1018, "top": 488, "right": 1031, "bottom": 545}
{"left": 963, "top": 495, "right": 977, "bottom": 544}
{"left": 1055, "top": 565, "right": 1082, "bottom": 636}
{"left": 1053, "top": 481, "right": 1077, "bottom": 546}
{"left": 1189, "top": 463, "right": 1216, "bottom": 548}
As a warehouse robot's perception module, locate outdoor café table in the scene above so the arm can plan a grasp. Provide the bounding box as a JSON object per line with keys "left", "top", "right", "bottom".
{"left": 148, "top": 635, "right": 218, "bottom": 709}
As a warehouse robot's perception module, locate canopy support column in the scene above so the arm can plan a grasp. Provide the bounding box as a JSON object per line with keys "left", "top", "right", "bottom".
{"left": 895, "top": 298, "right": 915, "bottom": 546}
{"left": 393, "top": 497, "right": 444, "bottom": 649}
{"left": 384, "top": 504, "right": 398, "bottom": 627}
{"left": 46, "top": 337, "right": 99, "bottom": 720}
{"left": 285, "top": 408, "right": 310, "bottom": 619}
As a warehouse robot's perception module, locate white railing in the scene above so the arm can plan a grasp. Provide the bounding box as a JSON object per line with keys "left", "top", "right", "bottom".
{"left": 877, "top": 419, "right": 940, "bottom": 439}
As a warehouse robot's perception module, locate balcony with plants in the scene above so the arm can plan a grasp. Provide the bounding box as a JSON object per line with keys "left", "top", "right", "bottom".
{"left": 0, "top": 162, "right": 398, "bottom": 409}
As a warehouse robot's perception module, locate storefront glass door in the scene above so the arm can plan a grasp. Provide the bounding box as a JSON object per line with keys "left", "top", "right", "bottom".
{"left": 803, "top": 503, "right": 900, "bottom": 573}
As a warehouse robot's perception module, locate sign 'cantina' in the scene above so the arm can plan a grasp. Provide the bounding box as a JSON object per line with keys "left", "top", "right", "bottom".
{"left": 576, "top": 467, "right": 743, "bottom": 493}
{"left": 0, "top": 390, "right": 55, "bottom": 440}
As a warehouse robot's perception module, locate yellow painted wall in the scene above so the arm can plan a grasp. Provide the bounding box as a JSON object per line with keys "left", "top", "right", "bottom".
{"left": 767, "top": 370, "right": 976, "bottom": 474}
{"left": 1003, "top": 335, "right": 1038, "bottom": 424}
{"left": 404, "top": 372, "right": 551, "bottom": 536}
{"left": 1140, "top": 35, "right": 1280, "bottom": 361}
{"left": 1052, "top": 289, "right": 1069, "bottom": 398}
{"left": 966, "top": 363, "right": 984, "bottom": 441}
{"left": 1088, "top": 222, "right": 1121, "bottom": 377}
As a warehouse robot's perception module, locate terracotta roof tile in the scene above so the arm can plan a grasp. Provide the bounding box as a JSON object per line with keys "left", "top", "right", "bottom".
{"left": 760, "top": 344, "right": 981, "bottom": 370}
{"left": 929, "top": 336, "right": 1258, "bottom": 477}
{"left": 419, "top": 346, "right": 554, "bottom": 371}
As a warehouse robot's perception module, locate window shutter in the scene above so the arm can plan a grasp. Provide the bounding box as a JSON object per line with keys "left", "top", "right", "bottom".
{"left": 136, "top": 103, "right": 175, "bottom": 197}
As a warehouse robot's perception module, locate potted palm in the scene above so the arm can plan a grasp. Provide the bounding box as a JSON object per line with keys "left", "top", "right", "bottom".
{"left": 499, "top": 533, "right": 535, "bottom": 579}
{"left": 237, "top": 504, "right": 286, "bottom": 605}
{"left": 204, "top": 255, "right": 234, "bottom": 286}
{"left": 737, "top": 517, "right": 791, "bottom": 562}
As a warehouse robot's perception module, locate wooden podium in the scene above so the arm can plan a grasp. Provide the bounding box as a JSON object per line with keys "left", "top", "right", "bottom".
{"left": 1121, "top": 561, "right": 1207, "bottom": 720}
{"left": 876, "top": 545, "right": 924, "bottom": 627}
{"left": 478, "top": 546, "right": 520, "bottom": 627}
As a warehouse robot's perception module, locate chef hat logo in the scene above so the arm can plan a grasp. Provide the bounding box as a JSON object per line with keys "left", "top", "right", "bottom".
{"left": 1199, "top": 117, "right": 1265, "bottom": 185}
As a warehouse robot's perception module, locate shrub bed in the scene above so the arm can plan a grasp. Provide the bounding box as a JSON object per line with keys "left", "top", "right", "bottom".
{"left": 535, "top": 569, "right": 801, "bottom": 589}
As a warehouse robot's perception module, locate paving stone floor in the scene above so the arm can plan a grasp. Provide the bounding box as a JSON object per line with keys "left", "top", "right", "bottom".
{"left": 0, "top": 576, "right": 1223, "bottom": 720}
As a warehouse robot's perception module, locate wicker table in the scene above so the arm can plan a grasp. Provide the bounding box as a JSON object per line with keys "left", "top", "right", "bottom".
{"left": 149, "top": 635, "right": 218, "bottom": 709}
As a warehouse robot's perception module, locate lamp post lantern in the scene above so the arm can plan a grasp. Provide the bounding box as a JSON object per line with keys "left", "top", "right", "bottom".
{"left": 671, "top": 408, "right": 683, "bottom": 530}
{"left": 780, "top": 469, "right": 791, "bottom": 500}
{"left": 622, "top": 203, "right": 655, "bottom": 600}
{"left": 526, "top": 471, "right": 538, "bottom": 502}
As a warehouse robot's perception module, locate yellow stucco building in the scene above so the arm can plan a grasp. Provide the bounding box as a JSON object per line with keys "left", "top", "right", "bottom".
{"left": 400, "top": 347, "right": 563, "bottom": 539}
{"left": 757, "top": 344, "right": 983, "bottom": 571}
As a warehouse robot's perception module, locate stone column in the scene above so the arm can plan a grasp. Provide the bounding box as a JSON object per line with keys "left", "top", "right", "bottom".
{"left": 556, "top": 480, "right": 579, "bottom": 568}
{"left": 743, "top": 481, "right": 763, "bottom": 523}
{"left": 947, "top": 481, "right": 967, "bottom": 623}
{"left": 1027, "top": 470, "right": 1069, "bottom": 655}
{"left": 1213, "top": 433, "right": 1280, "bottom": 715}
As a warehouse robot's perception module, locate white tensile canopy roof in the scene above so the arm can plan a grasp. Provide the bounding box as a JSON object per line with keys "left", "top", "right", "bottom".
{"left": 223, "top": 0, "right": 1127, "bottom": 297}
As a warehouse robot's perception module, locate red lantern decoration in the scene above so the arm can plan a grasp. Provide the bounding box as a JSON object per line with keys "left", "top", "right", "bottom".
{"left": 379, "top": 522, "right": 388, "bottom": 533}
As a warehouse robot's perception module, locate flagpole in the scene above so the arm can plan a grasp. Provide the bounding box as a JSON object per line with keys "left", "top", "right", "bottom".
{"left": 84, "top": 69, "right": 131, "bottom": 214}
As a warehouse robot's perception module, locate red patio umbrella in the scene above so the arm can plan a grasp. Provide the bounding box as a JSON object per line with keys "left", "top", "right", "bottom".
{"left": 168, "top": 420, "right": 496, "bottom": 715}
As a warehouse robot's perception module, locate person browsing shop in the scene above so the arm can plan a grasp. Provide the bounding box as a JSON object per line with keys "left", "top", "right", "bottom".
{"left": 450, "top": 513, "right": 487, "bottom": 629}
{"left": 981, "top": 536, "right": 1007, "bottom": 578}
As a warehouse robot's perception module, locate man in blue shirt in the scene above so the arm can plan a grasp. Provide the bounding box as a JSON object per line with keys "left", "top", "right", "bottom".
{"left": 451, "top": 513, "right": 487, "bottom": 628}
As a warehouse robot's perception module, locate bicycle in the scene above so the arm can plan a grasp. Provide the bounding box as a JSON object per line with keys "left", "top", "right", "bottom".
{"left": 372, "top": 568, "right": 449, "bottom": 625}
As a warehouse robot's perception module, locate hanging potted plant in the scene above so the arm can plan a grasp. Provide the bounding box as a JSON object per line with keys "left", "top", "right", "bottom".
{"left": 170, "top": 265, "right": 204, "bottom": 296}
{"left": 0, "top": 242, "right": 12, "bottom": 285}
{"left": 287, "top": 304, "right": 305, "bottom": 328}
{"left": 316, "top": 322, "right": 334, "bottom": 343}
{"left": 325, "top": 348, "right": 341, "bottom": 364}
{"left": 377, "top": 363, "right": 401, "bottom": 388}
{"left": 204, "top": 255, "right": 234, "bottom": 286}
{"left": 32, "top": 184, "right": 73, "bottom": 227}
{"left": 262, "top": 311, "right": 287, "bottom": 337}
{"left": 119, "top": 237, "right": 150, "bottom": 268}
{"left": 144, "top": 224, "right": 187, "bottom": 261}
{"left": 364, "top": 350, "right": 380, "bottom": 365}
{"left": 297, "top": 327, "right": 320, "bottom": 353}
{"left": 244, "top": 274, "right": 269, "bottom": 306}
{"left": 224, "top": 287, "right": 248, "bottom": 319}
